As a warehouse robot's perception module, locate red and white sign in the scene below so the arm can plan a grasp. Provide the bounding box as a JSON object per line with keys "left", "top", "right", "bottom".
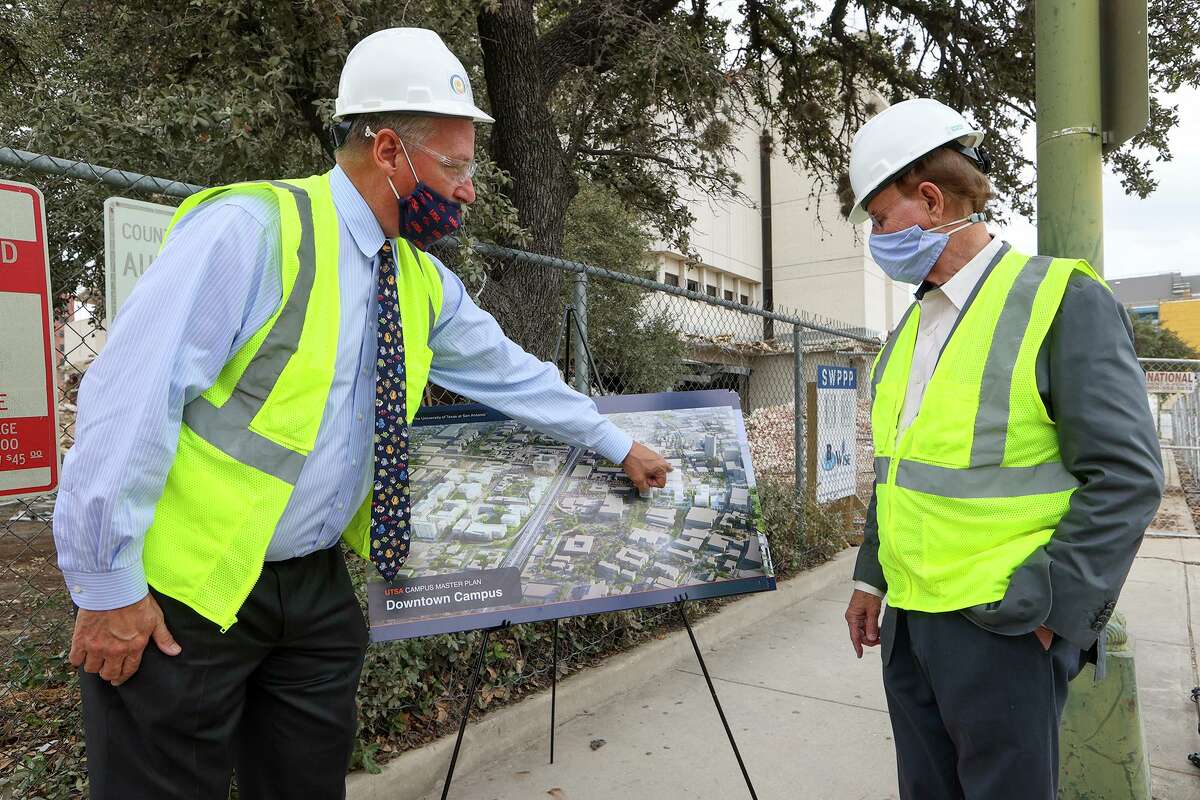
{"left": 1145, "top": 370, "right": 1197, "bottom": 395}
{"left": 0, "top": 180, "right": 59, "bottom": 499}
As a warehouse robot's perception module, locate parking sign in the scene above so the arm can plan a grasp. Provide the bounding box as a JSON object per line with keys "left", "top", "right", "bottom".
{"left": 0, "top": 180, "right": 59, "bottom": 499}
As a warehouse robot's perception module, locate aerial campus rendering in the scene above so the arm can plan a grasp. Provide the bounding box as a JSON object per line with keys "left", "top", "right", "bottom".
{"left": 396, "top": 404, "right": 769, "bottom": 610}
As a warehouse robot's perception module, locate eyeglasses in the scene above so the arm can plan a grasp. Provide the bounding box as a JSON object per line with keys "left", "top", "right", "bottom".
{"left": 404, "top": 139, "right": 478, "bottom": 187}
{"left": 363, "top": 125, "right": 478, "bottom": 187}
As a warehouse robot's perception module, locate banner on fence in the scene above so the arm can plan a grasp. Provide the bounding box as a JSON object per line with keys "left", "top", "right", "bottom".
{"left": 0, "top": 180, "right": 59, "bottom": 499}
{"left": 1145, "top": 370, "right": 1197, "bottom": 395}
{"left": 103, "top": 196, "right": 175, "bottom": 326}
{"left": 367, "top": 390, "right": 774, "bottom": 641}
{"left": 815, "top": 365, "right": 858, "bottom": 503}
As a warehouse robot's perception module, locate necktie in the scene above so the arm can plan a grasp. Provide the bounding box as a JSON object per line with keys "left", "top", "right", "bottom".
{"left": 370, "top": 240, "right": 411, "bottom": 581}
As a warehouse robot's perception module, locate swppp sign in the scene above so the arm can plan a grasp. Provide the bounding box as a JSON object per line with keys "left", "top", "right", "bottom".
{"left": 815, "top": 365, "right": 858, "bottom": 503}
{"left": 104, "top": 197, "right": 176, "bottom": 327}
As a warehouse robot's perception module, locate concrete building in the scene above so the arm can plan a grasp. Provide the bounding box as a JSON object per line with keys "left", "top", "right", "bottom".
{"left": 1101, "top": 270, "right": 1200, "bottom": 351}
{"left": 645, "top": 506, "right": 679, "bottom": 529}
{"left": 686, "top": 506, "right": 719, "bottom": 530}
{"left": 522, "top": 583, "right": 559, "bottom": 602}
{"left": 630, "top": 527, "right": 672, "bottom": 549}
{"left": 616, "top": 547, "right": 651, "bottom": 569}
{"left": 560, "top": 534, "right": 596, "bottom": 556}
{"left": 650, "top": 119, "right": 910, "bottom": 337}
{"left": 730, "top": 487, "right": 750, "bottom": 513}
{"left": 1109, "top": 272, "right": 1200, "bottom": 320}
{"left": 598, "top": 494, "right": 625, "bottom": 522}
{"left": 1159, "top": 299, "right": 1200, "bottom": 352}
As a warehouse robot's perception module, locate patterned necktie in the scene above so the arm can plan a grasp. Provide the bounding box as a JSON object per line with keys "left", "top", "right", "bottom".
{"left": 370, "top": 240, "right": 411, "bottom": 582}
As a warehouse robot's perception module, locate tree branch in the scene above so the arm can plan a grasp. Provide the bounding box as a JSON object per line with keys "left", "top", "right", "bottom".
{"left": 538, "top": 0, "right": 684, "bottom": 89}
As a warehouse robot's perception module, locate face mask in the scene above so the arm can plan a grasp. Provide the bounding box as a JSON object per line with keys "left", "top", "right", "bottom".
{"left": 387, "top": 138, "right": 464, "bottom": 250}
{"left": 869, "top": 212, "right": 985, "bottom": 285}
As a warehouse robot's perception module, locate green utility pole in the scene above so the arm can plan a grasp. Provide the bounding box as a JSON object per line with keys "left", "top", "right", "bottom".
{"left": 1039, "top": 3, "right": 1153, "bottom": 797}
{"left": 1036, "top": 0, "right": 1150, "bottom": 276}
{"left": 1036, "top": 0, "right": 1105, "bottom": 272}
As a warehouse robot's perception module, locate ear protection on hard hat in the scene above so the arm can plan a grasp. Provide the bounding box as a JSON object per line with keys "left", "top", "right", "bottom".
{"left": 950, "top": 143, "right": 993, "bottom": 174}
{"left": 331, "top": 120, "right": 353, "bottom": 149}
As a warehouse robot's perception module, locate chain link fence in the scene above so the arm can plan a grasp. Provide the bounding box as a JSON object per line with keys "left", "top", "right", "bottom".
{"left": 0, "top": 147, "right": 880, "bottom": 796}
{"left": 1141, "top": 358, "right": 1200, "bottom": 537}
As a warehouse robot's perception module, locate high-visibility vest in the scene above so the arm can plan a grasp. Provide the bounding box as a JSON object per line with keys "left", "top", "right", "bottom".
{"left": 142, "top": 174, "right": 444, "bottom": 630}
{"left": 870, "top": 244, "right": 1104, "bottom": 611}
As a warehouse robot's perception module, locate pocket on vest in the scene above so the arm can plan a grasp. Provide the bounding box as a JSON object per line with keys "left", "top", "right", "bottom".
{"left": 248, "top": 356, "right": 334, "bottom": 454}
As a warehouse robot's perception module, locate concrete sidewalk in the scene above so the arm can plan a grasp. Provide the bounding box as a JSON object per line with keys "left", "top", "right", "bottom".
{"left": 410, "top": 501, "right": 1200, "bottom": 799}
{"left": 416, "top": 549, "right": 898, "bottom": 800}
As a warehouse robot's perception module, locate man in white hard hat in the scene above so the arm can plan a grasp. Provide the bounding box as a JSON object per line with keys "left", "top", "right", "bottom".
{"left": 56, "top": 28, "right": 671, "bottom": 799}
{"left": 841, "top": 98, "right": 1162, "bottom": 799}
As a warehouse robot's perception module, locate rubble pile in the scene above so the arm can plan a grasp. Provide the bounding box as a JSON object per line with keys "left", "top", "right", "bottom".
{"left": 745, "top": 403, "right": 799, "bottom": 477}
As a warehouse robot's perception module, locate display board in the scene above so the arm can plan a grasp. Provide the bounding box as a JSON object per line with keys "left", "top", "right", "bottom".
{"left": 368, "top": 390, "right": 774, "bottom": 641}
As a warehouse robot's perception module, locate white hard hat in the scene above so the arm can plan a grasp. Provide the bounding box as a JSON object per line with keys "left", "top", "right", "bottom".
{"left": 848, "top": 98, "right": 986, "bottom": 223}
{"left": 334, "top": 28, "right": 494, "bottom": 123}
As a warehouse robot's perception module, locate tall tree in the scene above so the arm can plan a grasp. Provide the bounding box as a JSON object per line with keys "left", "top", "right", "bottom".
{"left": 3, "top": 0, "right": 1198, "bottom": 354}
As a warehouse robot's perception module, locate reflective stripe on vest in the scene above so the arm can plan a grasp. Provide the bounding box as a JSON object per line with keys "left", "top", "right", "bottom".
{"left": 142, "top": 173, "right": 444, "bottom": 630}
{"left": 870, "top": 247, "right": 1104, "bottom": 611}
{"left": 182, "top": 181, "right": 316, "bottom": 485}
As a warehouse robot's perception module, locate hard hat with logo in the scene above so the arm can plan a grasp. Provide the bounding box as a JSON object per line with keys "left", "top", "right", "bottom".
{"left": 848, "top": 98, "right": 988, "bottom": 224}
{"left": 334, "top": 28, "right": 494, "bottom": 123}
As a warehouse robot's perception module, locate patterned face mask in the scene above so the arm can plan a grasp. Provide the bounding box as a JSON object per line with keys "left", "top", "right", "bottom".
{"left": 387, "top": 138, "right": 463, "bottom": 250}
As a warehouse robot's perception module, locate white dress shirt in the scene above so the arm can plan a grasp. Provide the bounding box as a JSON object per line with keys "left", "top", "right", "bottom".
{"left": 855, "top": 236, "right": 1004, "bottom": 598}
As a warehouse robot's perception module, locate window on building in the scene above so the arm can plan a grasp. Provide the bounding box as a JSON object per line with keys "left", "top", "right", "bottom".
{"left": 705, "top": 285, "right": 718, "bottom": 297}
{"left": 687, "top": 279, "right": 699, "bottom": 293}
{"left": 724, "top": 290, "right": 734, "bottom": 301}
{"left": 664, "top": 273, "right": 680, "bottom": 287}
{"left": 740, "top": 293, "right": 751, "bottom": 306}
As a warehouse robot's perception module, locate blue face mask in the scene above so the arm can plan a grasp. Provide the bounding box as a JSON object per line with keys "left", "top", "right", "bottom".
{"left": 869, "top": 212, "right": 985, "bottom": 285}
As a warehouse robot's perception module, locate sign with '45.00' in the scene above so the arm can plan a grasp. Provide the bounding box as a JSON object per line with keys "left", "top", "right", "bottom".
{"left": 0, "top": 179, "right": 59, "bottom": 499}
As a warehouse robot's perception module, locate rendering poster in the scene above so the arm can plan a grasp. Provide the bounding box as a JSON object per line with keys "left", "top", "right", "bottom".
{"left": 367, "top": 390, "right": 775, "bottom": 641}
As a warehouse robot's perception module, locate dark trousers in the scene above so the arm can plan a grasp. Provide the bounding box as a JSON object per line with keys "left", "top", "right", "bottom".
{"left": 80, "top": 546, "right": 369, "bottom": 800}
{"left": 883, "top": 609, "right": 1086, "bottom": 800}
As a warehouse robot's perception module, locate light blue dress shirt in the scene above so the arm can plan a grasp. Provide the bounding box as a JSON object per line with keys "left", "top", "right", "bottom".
{"left": 54, "top": 166, "right": 633, "bottom": 611}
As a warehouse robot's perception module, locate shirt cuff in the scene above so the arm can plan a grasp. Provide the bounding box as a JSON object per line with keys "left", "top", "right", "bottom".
{"left": 853, "top": 580, "right": 884, "bottom": 598}
{"left": 63, "top": 563, "right": 150, "bottom": 611}
{"left": 593, "top": 425, "right": 634, "bottom": 466}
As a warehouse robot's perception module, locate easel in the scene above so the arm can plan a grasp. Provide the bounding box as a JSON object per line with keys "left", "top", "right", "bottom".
{"left": 439, "top": 595, "right": 759, "bottom": 799}
{"left": 440, "top": 303, "right": 757, "bottom": 797}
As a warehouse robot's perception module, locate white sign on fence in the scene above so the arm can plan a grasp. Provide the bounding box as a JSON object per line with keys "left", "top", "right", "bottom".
{"left": 815, "top": 364, "right": 857, "bottom": 503}
{"left": 1145, "top": 370, "right": 1197, "bottom": 395}
{"left": 104, "top": 196, "right": 175, "bottom": 327}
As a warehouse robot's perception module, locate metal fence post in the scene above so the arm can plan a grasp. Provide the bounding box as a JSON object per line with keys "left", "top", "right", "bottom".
{"left": 572, "top": 271, "right": 589, "bottom": 395}
{"left": 794, "top": 324, "right": 805, "bottom": 524}
{"left": 1189, "top": 389, "right": 1195, "bottom": 474}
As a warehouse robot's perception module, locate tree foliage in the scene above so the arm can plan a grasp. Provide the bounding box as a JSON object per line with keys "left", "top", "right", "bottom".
{"left": 3, "top": 0, "right": 1198, "bottom": 352}
{"left": 561, "top": 179, "right": 686, "bottom": 394}
{"left": 1131, "top": 315, "right": 1200, "bottom": 360}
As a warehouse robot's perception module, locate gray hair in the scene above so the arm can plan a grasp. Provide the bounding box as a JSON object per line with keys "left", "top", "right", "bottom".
{"left": 339, "top": 112, "right": 439, "bottom": 153}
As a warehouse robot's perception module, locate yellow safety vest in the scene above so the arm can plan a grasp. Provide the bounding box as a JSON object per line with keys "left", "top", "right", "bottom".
{"left": 142, "top": 173, "right": 443, "bottom": 630}
{"left": 870, "top": 245, "right": 1104, "bottom": 611}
